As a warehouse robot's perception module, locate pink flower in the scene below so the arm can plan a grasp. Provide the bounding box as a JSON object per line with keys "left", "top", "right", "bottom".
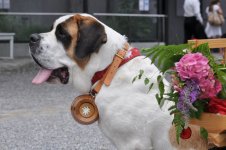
{"left": 175, "top": 53, "right": 210, "bottom": 80}
{"left": 175, "top": 53, "right": 222, "bottom": 98}
{"left": 199, "top": 76, "right": 222, "bottom": 98}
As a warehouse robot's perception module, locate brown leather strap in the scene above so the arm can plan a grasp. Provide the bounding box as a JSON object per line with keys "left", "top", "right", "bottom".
{"left": 93, "top": 43, "right": 129, "bottom": 93}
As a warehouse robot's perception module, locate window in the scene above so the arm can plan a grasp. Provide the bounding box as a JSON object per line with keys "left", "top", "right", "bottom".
{"left": 0, "top": 0, "right": 10, "bottom": 9}
{"left": 96, "top": 0, "right": 162, "bottom": 42}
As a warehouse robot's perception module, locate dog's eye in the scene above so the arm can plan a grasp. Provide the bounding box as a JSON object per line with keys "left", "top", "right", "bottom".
{"left": 55, "top": 24, "right": 72, "bottom": 49}
{"left": 57, "top": 29, "right": 66, "bottom": 38}
{"left": 56, "top": 25, "right": 67, "bottom": 39}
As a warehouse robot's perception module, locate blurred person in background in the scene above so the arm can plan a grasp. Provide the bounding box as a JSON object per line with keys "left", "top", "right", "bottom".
{"left": 205, "top": 0, "right": 224, "bottom": 39}
{"left": 183, "top": 0, "right": 206, "bottom": 43}
{"left": 205, "top": 0, "right": 224, "bottom": 53}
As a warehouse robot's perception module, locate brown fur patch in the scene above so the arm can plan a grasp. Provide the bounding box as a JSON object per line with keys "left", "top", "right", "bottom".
{"left": 62, "top": 14, "right": 106, "bottom": 69}
{"left": 169, "top": 125, "right": 208, "bottom": 150}
{"left": 61, "top": 15, "right": 85, "bottom": 69}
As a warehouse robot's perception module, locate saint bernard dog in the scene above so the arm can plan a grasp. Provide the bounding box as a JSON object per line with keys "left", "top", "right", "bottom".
{"left": 29, "top": 14, "right": 208, "bottom": 150}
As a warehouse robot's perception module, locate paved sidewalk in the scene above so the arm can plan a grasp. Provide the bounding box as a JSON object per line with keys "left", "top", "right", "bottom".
{"left": 0, "top": 57, "right": 34, "bottom": 72}
{"left": 0, "top": 57, "right": 115, "bottom": 149}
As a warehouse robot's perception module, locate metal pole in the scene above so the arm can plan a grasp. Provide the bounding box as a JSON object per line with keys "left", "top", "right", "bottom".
{"left": 83, "top": 0, "right": 88, "bottom": 13}
{"left": 162, "top": 17, "right": 165, "bottom": 43}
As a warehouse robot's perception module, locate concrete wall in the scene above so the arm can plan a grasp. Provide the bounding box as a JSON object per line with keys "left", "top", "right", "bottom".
{"left": 88, "top": 0, "right": 106, "bottom": 13}
{"left": 10, "top": 0, "right": 70, "bottom": 12}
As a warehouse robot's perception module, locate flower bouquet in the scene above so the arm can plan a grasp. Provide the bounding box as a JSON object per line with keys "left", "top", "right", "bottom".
{"left": 142, "top": 43, "right": 226, "bottom": 146}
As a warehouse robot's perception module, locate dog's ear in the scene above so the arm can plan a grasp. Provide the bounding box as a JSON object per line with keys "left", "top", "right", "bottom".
{"left": 75, "top": 17, "right": 107, "bottom": 59}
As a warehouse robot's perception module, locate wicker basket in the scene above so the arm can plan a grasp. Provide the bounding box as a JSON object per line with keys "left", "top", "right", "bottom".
{"left": 189, "top": 113, "right": 226, "bottom": 147}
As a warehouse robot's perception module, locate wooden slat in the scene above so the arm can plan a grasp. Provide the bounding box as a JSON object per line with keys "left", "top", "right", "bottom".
{"left": 209, "top": 133, "right": 226, "bottom": 147}
{"left": 223, "top": 47, "right": 226, "bottom": 64}
{"left": 189, "top": 113, "right": 226, "bottom": 133}
{"left": 188, "top": 38, "right": 226, "bottom": 48}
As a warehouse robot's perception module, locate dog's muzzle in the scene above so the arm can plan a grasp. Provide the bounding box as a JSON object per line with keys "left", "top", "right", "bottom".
{"left": 29, "top": 33, "right": 41, "bottom": 54}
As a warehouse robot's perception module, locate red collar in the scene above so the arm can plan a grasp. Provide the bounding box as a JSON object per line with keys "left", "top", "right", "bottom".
{"left": 91, "top": 48, "right": 141, "bottom": 85}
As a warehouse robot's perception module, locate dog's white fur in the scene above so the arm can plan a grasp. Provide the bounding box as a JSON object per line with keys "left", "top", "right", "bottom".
{"left": 31, "top": 14, "right": 179, "bottom": 150}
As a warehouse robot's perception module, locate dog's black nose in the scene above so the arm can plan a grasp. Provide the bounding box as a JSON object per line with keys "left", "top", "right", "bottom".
{"left": 30, "top": 33, "right": 41, "bottom": 43}
{"left": 29, "top": 33, "right": 41, "bottom": 54}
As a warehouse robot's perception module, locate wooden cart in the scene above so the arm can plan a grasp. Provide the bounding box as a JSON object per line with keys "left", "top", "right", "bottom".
{"left": 188, "top": 38, "right": 226, "bottom": 147}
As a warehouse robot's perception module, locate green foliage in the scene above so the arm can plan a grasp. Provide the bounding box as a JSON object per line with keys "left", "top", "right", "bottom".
{"left": 219, "top": 84, "right": 226, "bottom": 99}
{"left": 142, "top": 44, "right": 191, "bottom": 73}
{"left": 173, "top": 113, "right": 185, "bottom": 143}
{"left": 138, "top": 70, "right": 144, "bottom": 79}
{"left": 148, "top": 83, "right": 154, "bottom": 92}
{"left": 132, "top": 69, "right": 155, "bottom": 93}
{"left": 164, "top": 89, "right": 185, "bottom": 143}
{"left": 132, "top": 76, "right": 137, "bottom": 83}
{"left": 156, "top": 75, "right": 165, "bottom": 105}
{"left": 144, "top": 78, "right": 150, "bottom": 85}
{"left": 157, "top": 75, "right": 164, "bottom": 96}
{"left": 189, "top": 99, "right": 208, "bottom": 119}
{"left": 200, "top": 127, "right": 208, "bottom": 140}
{"left": 132, "top": 69, "right": 144, "bottom": 83}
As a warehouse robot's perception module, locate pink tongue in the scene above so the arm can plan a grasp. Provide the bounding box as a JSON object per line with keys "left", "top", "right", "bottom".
{"left": 32, "top": 68, "right": 53, "bottom": 84}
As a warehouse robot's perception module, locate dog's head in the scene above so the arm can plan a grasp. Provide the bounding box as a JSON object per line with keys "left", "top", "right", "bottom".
{"left": 29, "top": 14, "right": 107, "bottom": 85}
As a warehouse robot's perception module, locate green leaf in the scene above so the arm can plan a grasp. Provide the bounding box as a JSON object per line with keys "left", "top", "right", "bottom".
{"left": 200, "top": 127, "right": 208, "bottom": 140}
{"left": 157, "top": 75, "right": 165, "bottom": 97}
{"left": 218, "top": 84, "right": 226, "bottom": 99}
{"left": 190, "top": 100, "right": 208, "bottom": 119}
{"left": 138, "top": 70, "right": 144, "bottom": 79}
{"left": 142, "top": 44, "right": 190, "bottom": 73}
{"left": 155, "top": 93, "right": 161, "bottom": 105}
{"left": 217, "top": 70, "right": 226, "bottom": 83}
{"left": 148, "top": 83, "right": 154, "bottom": 92}
{"left": 155, "top": 75, "right": 166, "bottom": 107}
{"left": 132, "top": 76, "right": 137, "bottom": 83}
{"left": 142, "top": 46, "right": 158, "bottom": 58}
{"left": 155, "top": 93, "right": 165, "bottom": 106}
{"left": 168, "top": 105, "right": 177, "bottom": 111}
{"left": 144, "top": 78, "right": 150, "bottom": 85}
{"left": 176, "top": 125, "right": 183, "bottom": 144}
{"left": 173, "top": 113, "right": 185, "bottom": 144}
{"left": 159, "top": 55, "right": 183, "bottom": 72}
{"left": 170, "top": 109, "right": 180, "bottom": 115}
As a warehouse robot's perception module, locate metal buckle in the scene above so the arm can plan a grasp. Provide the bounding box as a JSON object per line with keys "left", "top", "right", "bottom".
{"left": 115, "top": 53, "right": 124, "bottom": 59}
{"left": 90, "top": 90, "right": 97, "bottom": 98}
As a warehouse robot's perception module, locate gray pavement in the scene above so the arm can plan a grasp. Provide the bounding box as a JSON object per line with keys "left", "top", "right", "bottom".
{"left": 0, "top": 57, "right": 33, "bottom": 72}
{"left": 0, "top": 58, "right": 115, "bottom": 150}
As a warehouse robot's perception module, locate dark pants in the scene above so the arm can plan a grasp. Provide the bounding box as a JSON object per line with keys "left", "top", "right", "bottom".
{"left": 184, "top": 16, "right": 207, "bottom": 43}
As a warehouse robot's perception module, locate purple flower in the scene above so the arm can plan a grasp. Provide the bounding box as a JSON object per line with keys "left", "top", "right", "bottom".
{"left": 177, "top": 80, "right": 200, "bottom": 114}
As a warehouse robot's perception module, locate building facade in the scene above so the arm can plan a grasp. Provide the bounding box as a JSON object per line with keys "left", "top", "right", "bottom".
{"left": 0, "top": 0, "right": 226, "bottom": 45}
